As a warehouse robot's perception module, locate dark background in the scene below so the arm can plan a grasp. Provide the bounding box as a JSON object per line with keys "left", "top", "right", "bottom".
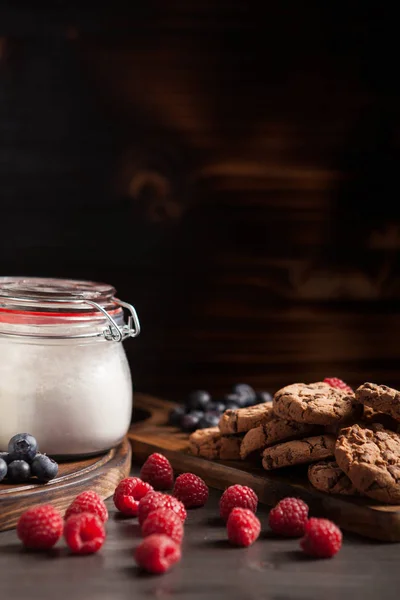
{"left": 1, "top": 2, "right": 399, "bottom": 401}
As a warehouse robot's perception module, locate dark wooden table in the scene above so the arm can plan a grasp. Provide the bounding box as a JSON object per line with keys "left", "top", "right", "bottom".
{"left": 2, "top": 465, "right": 400, "bottom": 600}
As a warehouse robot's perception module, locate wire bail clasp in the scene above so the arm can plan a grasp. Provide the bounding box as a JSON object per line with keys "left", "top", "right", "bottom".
{"left": 85, "top": 298, "right": 141, "bottom": 342}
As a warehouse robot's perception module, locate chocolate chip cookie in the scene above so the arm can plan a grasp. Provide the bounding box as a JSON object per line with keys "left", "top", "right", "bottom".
{"left": 261, "top": 434, "right": 336, "bottom": 470}
{"left": 218, "top": 403, "right": 274, "bottom": 435}
{"left": 240, "top": 417, "right": 315, "bottom": 459}
{"left": 308, "top": 460, "right": 361, "bottom": 496}
{"left": 335, "top": 423, "right": 400, "bottom": 504}
{"left": 356, "top": 382, "right": 400, "bottom": 422}
{"left": 189, "top": 427, "right": 242, "bottom": 460}
{"left": 273, "top": 382, "right": 357, "bottom": 426}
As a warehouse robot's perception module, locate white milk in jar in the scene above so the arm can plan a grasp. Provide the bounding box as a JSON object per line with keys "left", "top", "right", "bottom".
{"left": 0, "top": 277, "right": 140, "bottom": 457}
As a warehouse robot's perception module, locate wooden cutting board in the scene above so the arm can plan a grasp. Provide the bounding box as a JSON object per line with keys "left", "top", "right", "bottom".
{"left": 129, "top": 394, "right": 400, "bottom": 542}
{"left": 0, "top": 436, "right": 131, "bottom": 531}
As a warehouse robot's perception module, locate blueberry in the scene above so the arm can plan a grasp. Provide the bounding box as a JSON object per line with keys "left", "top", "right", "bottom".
{"left": 168, "top": 405, "right": 186, "bottom": 427}
{"left": 205, "top": 409, "right": 220, "bottom": 418}
{"left": 223, "top": 393, "right": 243, "bottom": 407}
{"left": 232, "top": 383, "right": 256, "bottom": 406}
{"left": 207, "top": 401, "right": 225, "bottom": 414}
{"left": 31, "top": 454, "right": 59, "bottom": 483}
{"left": 188, "top": 410, "right": 204, "bottom": 420}
{"left": 186, "top": 390, "right": 211, "bottom": 411}
{"left": 198, "top": 413, "right": 220, "bottom": 428}
{"left": 225, "top": 392, "right": 247, "bottom": 408}
{"left": 8, "top": 433, "right": 38, "bottom": 463}
{"left": 7, "top": 460, "right": 31, "bottom": 483}
{"left": 256, "top": 390, "right": 273, "bottom": 404}
{"left": 224, "top": 401, "right": 240, "bottom": 410}
{"left": 181, "top": 413, "right": 201, "bottom": 433}
{"left": 0, "top": 458, "right": 7, "bottom": 482}
{"left": 0, "top": 452, "right": 11, "bottom": 464}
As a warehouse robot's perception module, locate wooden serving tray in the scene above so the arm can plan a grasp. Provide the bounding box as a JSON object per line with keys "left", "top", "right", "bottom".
{"left": 129, "top": 394, "right": 400, "bottom": 542}
{"left": 0, "top": 436, "right": 131, "bottom": 531}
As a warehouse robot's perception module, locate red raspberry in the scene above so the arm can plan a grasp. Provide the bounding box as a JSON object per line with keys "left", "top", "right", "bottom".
{"left": 113, "top": 477, "right": 154, "bottom": 517}
{"left": 300, "top": 517, "right": 342, "bottom": 558}
{"left": 134, "top": 533, "right": 181, "bottom": 574}
{"left": 268, "top": 497, "right": 309, "bottom": 537}
{"left": 172, "top": 473, "right": 209, "bottom": 508}
{"left": 141, "top": 508, "right": 184, "bottom": 545}
{"left": 227, "top": 507, "right": 261, "bottom": 547}
{"left": 65, "top": 490, "right": 108, "bottom": 523}
{"left": 17, "top": 504, "right": 63, "bottom": 550}
{"left": 219, "top": 485, "right": 258, "bottom": 521}
{"left": 138, "top": 491, "right": 187, "bottom": 526}
{"left": 140, "top": 453, "right": 174, "bottom": 490}
{"left": 324, "top": 377, "right": 353, "bottom": 394}
{"left": 64, "top": 512, "right": 106, "bottom": 555}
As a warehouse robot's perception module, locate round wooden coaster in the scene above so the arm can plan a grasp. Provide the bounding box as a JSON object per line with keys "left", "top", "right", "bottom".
{"left": 0, "top": 436, "right": 131, "bottom": 531}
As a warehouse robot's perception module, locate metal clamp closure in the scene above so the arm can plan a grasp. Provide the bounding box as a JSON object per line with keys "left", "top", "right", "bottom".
{"left": 86, "top": 298, "right": 141, "bottom": 342}
{"left": 0, "top": 296, "right": 140, "bottom": 342}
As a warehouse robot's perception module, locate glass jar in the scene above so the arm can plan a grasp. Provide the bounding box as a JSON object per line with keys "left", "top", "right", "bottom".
{"left": 0, "top": 277, "right": 140, "bottom": 458}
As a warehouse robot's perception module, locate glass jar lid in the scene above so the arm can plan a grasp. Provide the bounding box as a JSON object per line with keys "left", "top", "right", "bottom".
{"left": 0, "top": 277, "right": 140, "bottom": 342}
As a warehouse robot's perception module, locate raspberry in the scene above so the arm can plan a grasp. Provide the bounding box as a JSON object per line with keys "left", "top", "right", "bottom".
{"left": 138, "top": 491, "right": 187, "bottom": 526}
{"left": 300, "top": 517, "right": 342, "bottom": 558}
{"left": 141, "top": 508, "right": 184, "bottom": 545}
{"left": 227, "top": 507, "right": 261, "bottom": 547}
{"left": 324, "top": 377, "right": 353, "bottom": 394}
{"left": 134, "top": 533, "right": 181, "bottom": 574}
{"left": 17, "top": 504, "right": 63, "bottom": 550}
{"left": 172, "top": 473, "right": 209, "bottom": 508}
{"left": 219, "top": 485, "right": 258, "bottom": 521}
{"left": 64, "top": 512, "right": 106, "bottom": 555}
{"left": 65, "top": 490, "right": 108, "bottom": 523}
{"left": 268, "top": 497, "right": 309, "bottom": 537}
{"left": 113, "top": 477, "right": 154, "bottom": 517}
{"left": 140, "top": 453, "right": 174, "bottom": 490}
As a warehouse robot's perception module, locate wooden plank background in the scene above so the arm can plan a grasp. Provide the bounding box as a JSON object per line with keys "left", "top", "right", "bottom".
{"left": 0, "top": 3, "right": 399, "bottom": 401}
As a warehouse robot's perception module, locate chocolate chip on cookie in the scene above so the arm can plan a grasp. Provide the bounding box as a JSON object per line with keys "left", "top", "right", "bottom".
{"left": 273, "top": 382, "right": 358, "bottom": 426}
{"left": 218, "top": 403, "right": 274, "bottom": 435}
{"left": 361, "top": 404, "right": 400, "bottom": 432}
{"left": 240, "top": 417, "right": 316, "bottom": 459}
{"left": 335, "top": 423, "right": 400, "bottom": 504}
{"left": 261, "top": 434, "right": 336, "bottom": 470}
{"left": 356, "top": 382, "right": 400, "bottom": 423}
{"left": 308, "top": 460, "right": 361, "bottom": 496}
{"left": 189, "top": 427, "right": 242, "bottom": 460}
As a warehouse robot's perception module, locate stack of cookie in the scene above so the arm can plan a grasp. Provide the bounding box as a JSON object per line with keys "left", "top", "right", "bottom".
{"left": 256, "top": 381, "right": 400, "bottom": 504}
{"left": 189, "top": 380, "right": 400, "bottom": 504}
{"left": 189, "top": 382, "right": 354, "bottom": 464}
{"left": 260, "top": 381, "right": 358, "bottom": 472}
{"left": 330, "top": 383, "right": 400, "bottom": 504}
{"left": 189, "top": 404, "right": 270, "bottom": 461}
